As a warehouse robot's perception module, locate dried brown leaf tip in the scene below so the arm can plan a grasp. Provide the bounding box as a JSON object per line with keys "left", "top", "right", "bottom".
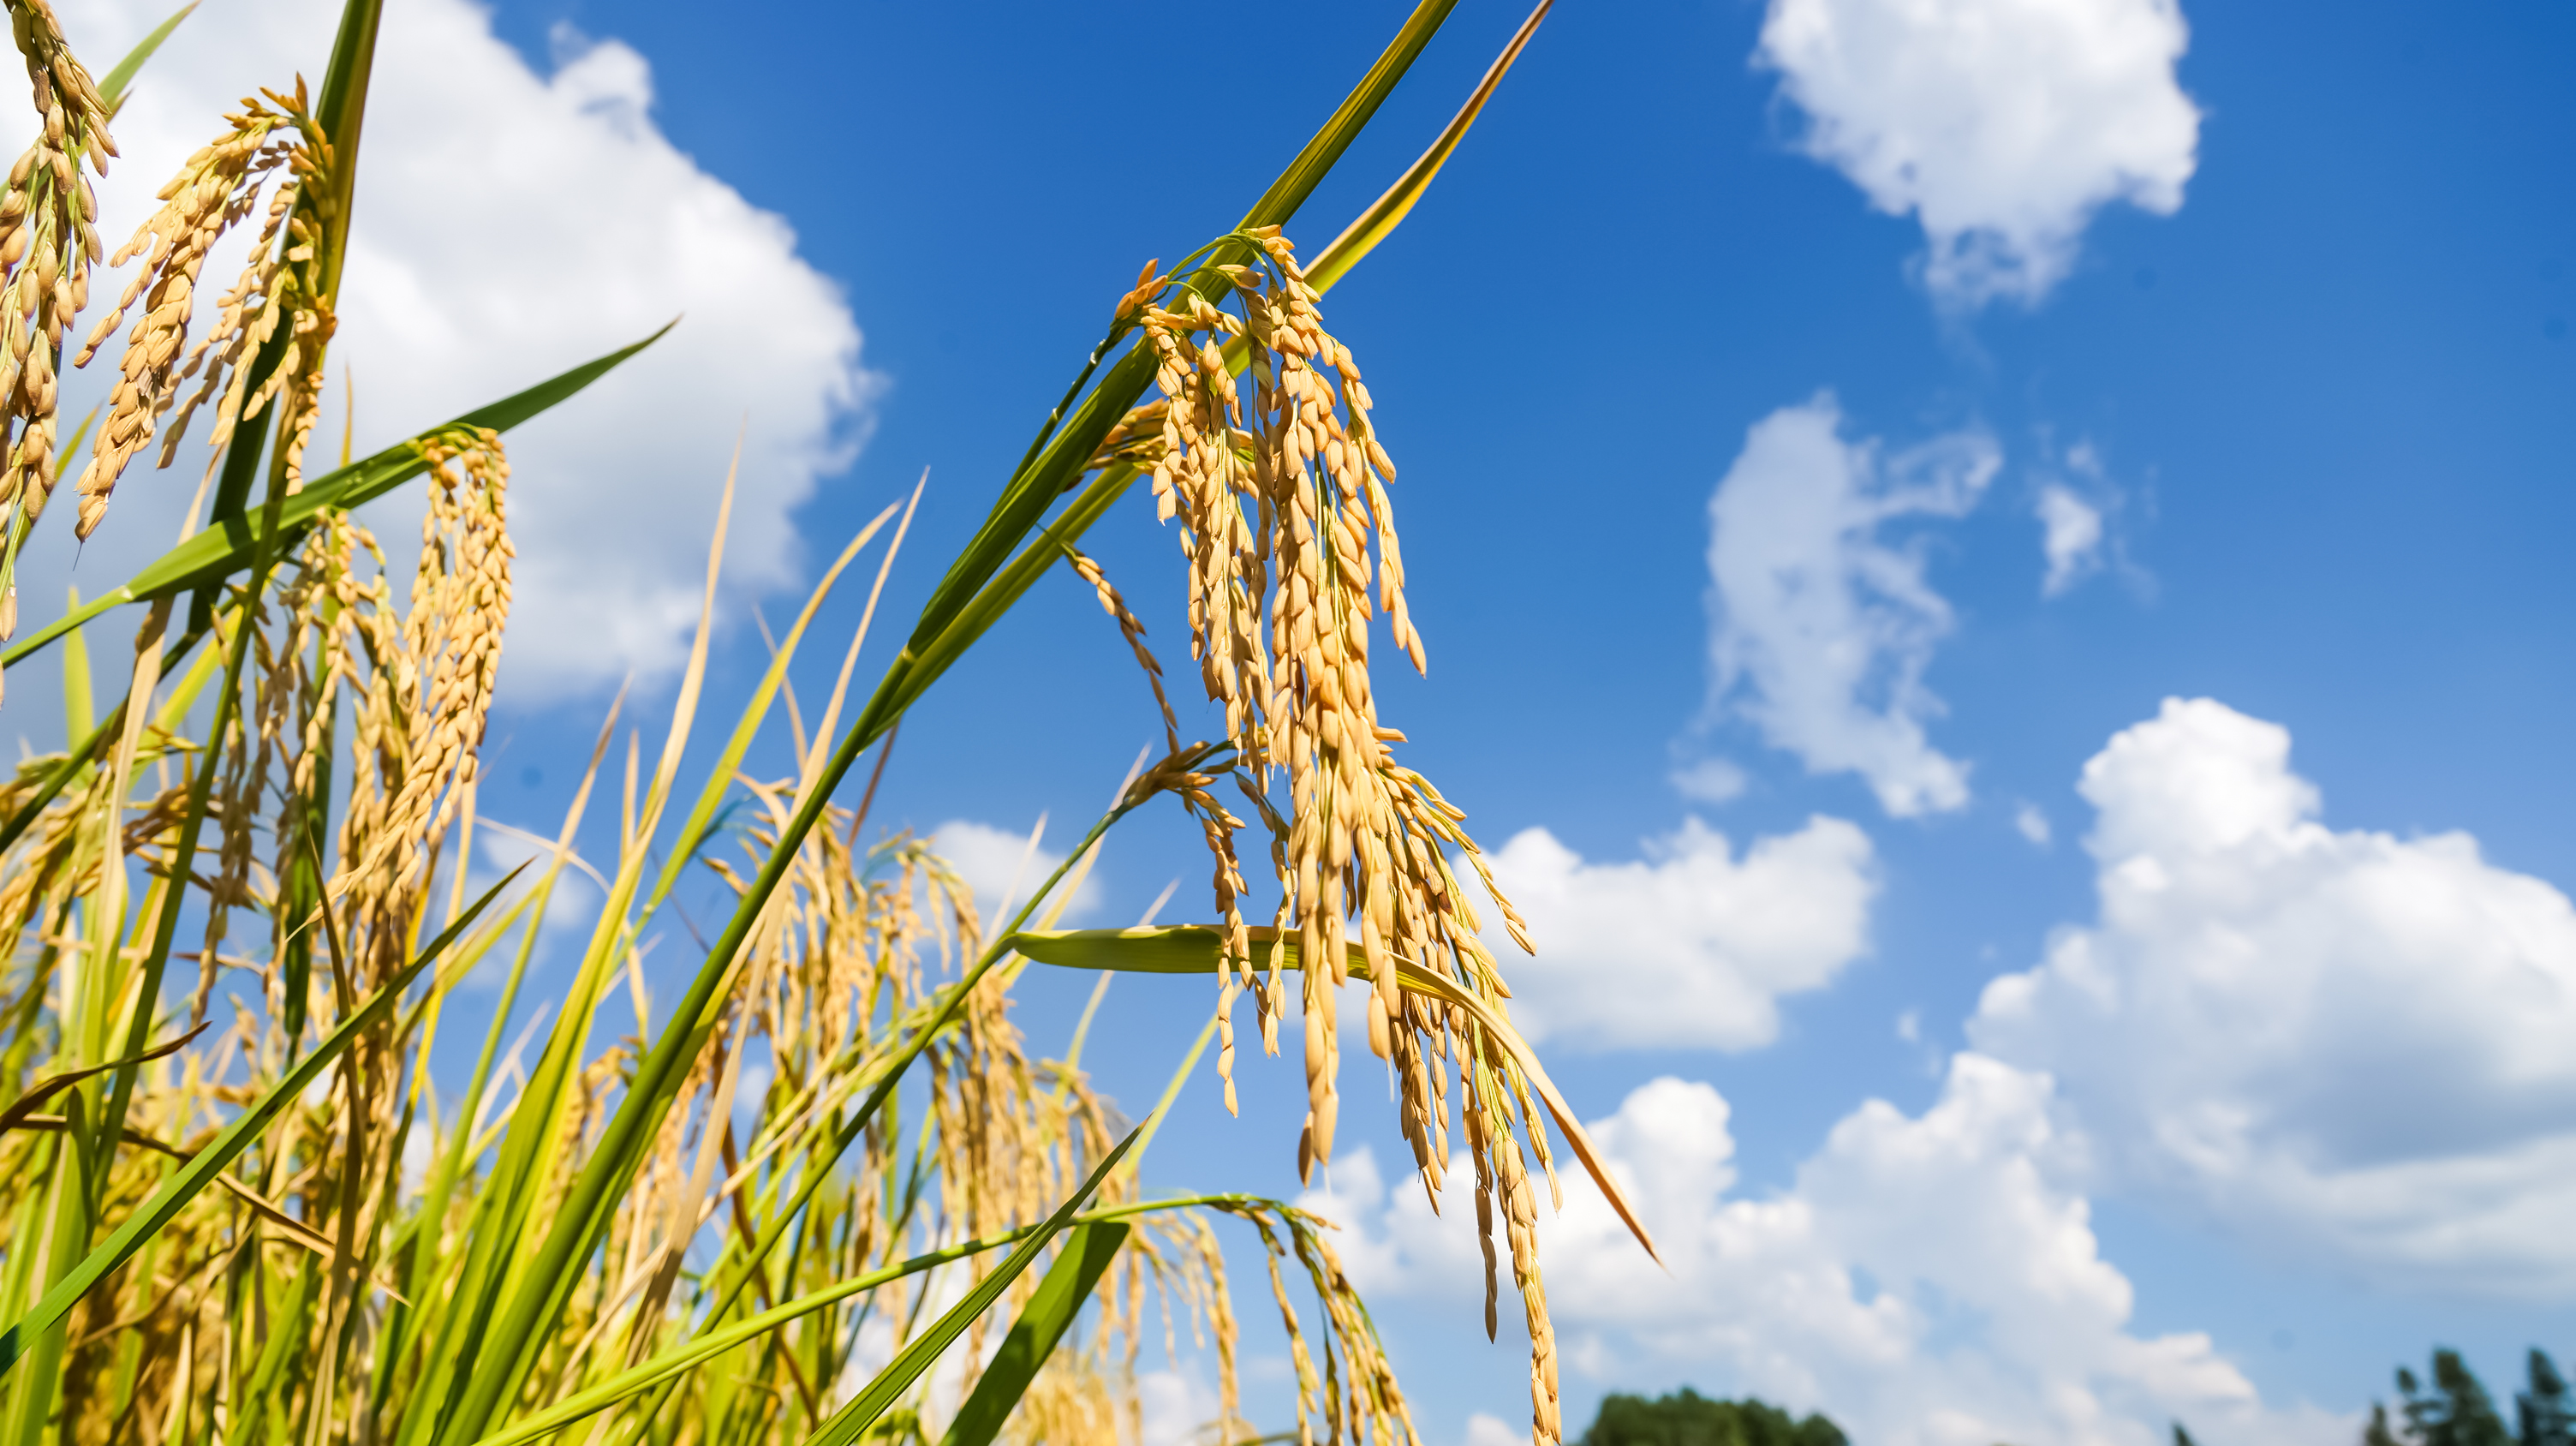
{"left": 72, "top": 80, "right": 337, "bottom": 541}
{"left": 1088, "top": 232, "right": 1567, "bottom": 1444}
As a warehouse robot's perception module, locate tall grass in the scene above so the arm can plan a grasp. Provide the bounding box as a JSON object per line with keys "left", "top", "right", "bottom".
{"left": 0, "top": 3, "right": 1650, "bottom": 1446}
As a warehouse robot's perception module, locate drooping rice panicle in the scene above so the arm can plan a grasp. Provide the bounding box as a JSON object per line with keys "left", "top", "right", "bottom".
{"left": 70, "top": 81, "right": 335, "bottom": 541}
{"left": 0, "top": 0, "right": 115, "bottom": 639}
{"left": 1089, "top": 227, "right": 1570, "bottom": 1443}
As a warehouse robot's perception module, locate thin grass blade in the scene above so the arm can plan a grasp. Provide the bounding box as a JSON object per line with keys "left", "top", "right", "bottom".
{"left": 95, "top": 3, "right": 198, "bottom": 109}
{"left": 1309, "top": 0, "right": 1553, "bottom": 292}
{"left": 1237, "top": 0, "right": 1464, "bottom": 230}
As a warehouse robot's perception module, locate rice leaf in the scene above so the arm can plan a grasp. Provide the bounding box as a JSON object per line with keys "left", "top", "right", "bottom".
{"left": 1237, "top": 0, "right": 1464, "bottom": 230}
{"left": 95, "top": 3, "right": 199, "bottom": 111}
{"left": 2, "top": 323, "right": 673, "bottom": 668}
{"left": 936, "top": 1222, "right": 1131, "bottom": 1446}
{"left": 310, "top": 0, "right": 385, "bottom": 295}
{"left": 1309, "top": 0, "right": 1553, "bottom": 293}
{"left": 1005, "top": 927, "right": 1665, "bottom": 1268}
{"left": 57, "top": 590, "right": 89, "bottom": 744}
{"left": 801, "top": 1130, "right": 1142, "bottom": 1446}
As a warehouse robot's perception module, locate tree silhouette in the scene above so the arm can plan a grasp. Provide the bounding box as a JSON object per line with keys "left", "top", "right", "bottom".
{"left": 2369, "top": 1349, "right": 2511, "bottom": 1446}
{"left": 2519, "top": 1351, "right": 2576, "bottom": 1446}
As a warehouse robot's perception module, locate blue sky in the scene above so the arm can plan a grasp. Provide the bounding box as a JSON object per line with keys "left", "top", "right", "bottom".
{"left": 26, "top": 0, "right": 2576, "bottom": 1443}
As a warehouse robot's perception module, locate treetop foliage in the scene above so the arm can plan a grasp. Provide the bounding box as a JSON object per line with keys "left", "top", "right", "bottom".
{"left": 1576, "top": 1387, "right": 1846, "bottom": 1446}
{"left": 2364, "top": 1346, "right": 2576, "bottom": 1446}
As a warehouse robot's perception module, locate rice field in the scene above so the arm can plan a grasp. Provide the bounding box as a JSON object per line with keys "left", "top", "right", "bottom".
{"left": 0, "top": 3, "right": 1652, "bottom": 1445}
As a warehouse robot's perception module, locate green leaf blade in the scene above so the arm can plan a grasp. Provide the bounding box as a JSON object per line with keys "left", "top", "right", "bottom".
{"left": 96, "top": 3, "right": 197, "bottom": 111}
{"left": 801, "top": 1130, "right": 1142, "bottom": 1446}
{"left": 0, "top": 321, "right": 673, "bottom": 671}
{"left": 937, "top": 1223, "right": 1130, "bottom": 1446}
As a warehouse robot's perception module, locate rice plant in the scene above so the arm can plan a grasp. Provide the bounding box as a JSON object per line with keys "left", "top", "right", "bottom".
{"left": 0, "top": 2, "right": 1654, "bottom": 1445}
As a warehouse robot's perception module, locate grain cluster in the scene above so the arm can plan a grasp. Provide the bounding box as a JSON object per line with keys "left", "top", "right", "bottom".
{"left": 1106, "top": 230, "right": 1566, "bottom": 1443}
{"left": 73, "top": 83, "right": 336, "bottom": 536}
{"left": 0, "top": 0, "right": 116, "bottom": 641}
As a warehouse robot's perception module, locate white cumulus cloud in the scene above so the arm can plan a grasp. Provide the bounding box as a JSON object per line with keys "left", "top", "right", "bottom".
{"left": 1755, "top": 0, "right": 2203, "bottom": 308}
{"left": 1303, "top": 1066, "right": 2346, "bottom": 1446}
{"left": 1706, "top": 394, "right": 1996, "bottom": 816}
{"left": 1478, "top": 817, "right": 1877, "bottom": 1051}
{"left": 1971, "top": 698, "right": 2576, "bottom": 1294}
{"left": 33, "top": 0, "right": 876, "bottom": 700}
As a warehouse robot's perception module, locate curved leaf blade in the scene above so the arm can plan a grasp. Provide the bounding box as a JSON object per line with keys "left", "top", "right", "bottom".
{"left": 2, "top": 322, "right": 674, "bottom": 669}
{"left": 1238, "top": 0, "right": 1464, "bottom": 230}
{"left": 801, "top": 1130, "right": 1142, "bottom": 1446}
{"left": 937, "top": 1222, "right": 1130, "bottom": 1446}
{"left": 1005, "top": 927, "right": 1664, "bottom": 1267}
{"left": 1309, "top": 0, "right": 1553, "bottom": 293}
{"left": 97, "top": 3, "right": 198, "bottom": 111}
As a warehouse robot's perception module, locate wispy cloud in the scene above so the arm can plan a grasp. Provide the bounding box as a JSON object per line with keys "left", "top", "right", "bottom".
{"left": 2036, "top": 487, "right": 2106, "bottom": 596}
